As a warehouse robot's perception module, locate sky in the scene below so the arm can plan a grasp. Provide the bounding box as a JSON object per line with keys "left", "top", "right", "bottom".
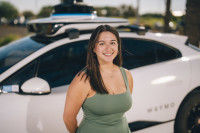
{"left": 0, "top": 0, "right": 186, "bottom": 15}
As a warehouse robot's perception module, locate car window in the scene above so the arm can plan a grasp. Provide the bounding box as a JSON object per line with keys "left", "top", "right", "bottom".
{"left": 122, "top": 38, "right": 156, "bottom": 69}
{"left": 121, "top": 38, "right": 181, "bottom": 69}
{"left": 156, "top": 42, "right": 182, "bottom": 62}
{"left": 1, "top": 61, "right": 37, "bottom": 92}
{"left": 0, "top": 37, "right": 45, "bottom": 74}
{"left": 37, "top": 40, "right": 89, "bottom": 87}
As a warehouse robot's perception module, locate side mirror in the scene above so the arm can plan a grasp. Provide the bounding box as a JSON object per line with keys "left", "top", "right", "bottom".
{"left": 21, "top": 77, "right": 50, "bottom": 94}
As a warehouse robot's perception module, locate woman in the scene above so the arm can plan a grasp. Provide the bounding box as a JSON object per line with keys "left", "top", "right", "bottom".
{"left": 63, "top": 25, "right": 133, "bottom": 133}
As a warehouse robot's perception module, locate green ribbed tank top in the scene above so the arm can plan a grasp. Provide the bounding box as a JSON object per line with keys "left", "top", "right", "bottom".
{"left": 76, "top": 67, "right": 132, "bottom": 133}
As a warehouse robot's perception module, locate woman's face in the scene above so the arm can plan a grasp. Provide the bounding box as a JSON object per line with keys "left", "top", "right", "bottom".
{"left": 93, "top": 31, "right": 118, "bottom": 65}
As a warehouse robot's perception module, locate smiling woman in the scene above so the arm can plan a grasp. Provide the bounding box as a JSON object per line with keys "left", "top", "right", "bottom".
{"left": 93, "top": 31, "right": 119, "bottom": 65}
{"left": 63, "top": 25, "right": 133, "bottom": 133}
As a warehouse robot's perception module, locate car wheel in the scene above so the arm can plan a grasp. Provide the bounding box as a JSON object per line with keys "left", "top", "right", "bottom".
{"left": 174, "top": 90, "right": 200, "bottom": 133}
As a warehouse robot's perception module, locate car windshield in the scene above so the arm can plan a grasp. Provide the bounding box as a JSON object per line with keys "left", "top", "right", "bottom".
{"left": 0, "top": 36, "right": 45, "bottom": 74}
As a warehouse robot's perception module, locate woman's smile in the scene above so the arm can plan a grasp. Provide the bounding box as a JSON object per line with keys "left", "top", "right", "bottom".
{"left": 103, "top": 52, "right": 113, "bottom": 56}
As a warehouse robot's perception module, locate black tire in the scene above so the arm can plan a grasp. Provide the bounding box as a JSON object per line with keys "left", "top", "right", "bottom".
{"left": 174, "top": 90, "right": 200, "bottom": 133}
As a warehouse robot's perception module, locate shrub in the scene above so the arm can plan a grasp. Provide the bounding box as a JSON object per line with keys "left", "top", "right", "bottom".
{"left": 0, "top": 34, "right": 20, "bottom": 47}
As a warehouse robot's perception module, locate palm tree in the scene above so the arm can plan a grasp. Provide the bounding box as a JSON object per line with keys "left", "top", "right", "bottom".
{"left": 61, "top": 0, "right": 83, "bottom": 3}
{"left": 164, "top": 0, "right": 171, "bottom": 33}
{"left": 185, "top": 0, "right": 200, "bottom": 47}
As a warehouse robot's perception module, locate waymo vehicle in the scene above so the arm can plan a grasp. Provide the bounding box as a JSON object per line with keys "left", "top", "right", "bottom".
{"left": 0, "top": 1, "right": 200, "bottom": 133}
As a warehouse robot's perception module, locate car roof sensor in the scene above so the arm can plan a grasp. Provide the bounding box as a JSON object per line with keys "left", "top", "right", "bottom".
{"left": 51, "top": 0, "right": 96, "bottom": 19}
{"left": 27, "top": 0, "right": 130, "bottom": 37}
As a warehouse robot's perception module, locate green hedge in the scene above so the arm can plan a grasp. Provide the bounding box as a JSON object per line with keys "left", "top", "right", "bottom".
{"left": 0, "top": 34, "right": 20, "bottom": 47}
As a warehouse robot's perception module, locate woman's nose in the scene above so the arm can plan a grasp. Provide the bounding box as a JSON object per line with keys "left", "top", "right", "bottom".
{"left": 105, "top": 43, "right": 112, "bottom": 49}
{"left": 105, "top": 44, "right": 111, "bottom": 50}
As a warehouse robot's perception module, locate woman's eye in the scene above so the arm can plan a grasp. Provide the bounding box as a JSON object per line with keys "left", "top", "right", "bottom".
{"left": 111, "top": 42, "right": 116, "bottom": 45}
{"left": 99, "top": 43, "right": 104, "bottom": 45}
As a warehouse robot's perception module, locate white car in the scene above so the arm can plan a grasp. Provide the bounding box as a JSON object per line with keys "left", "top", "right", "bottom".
{"left": 1, "top": 3, "right": 200, "bottom": 133}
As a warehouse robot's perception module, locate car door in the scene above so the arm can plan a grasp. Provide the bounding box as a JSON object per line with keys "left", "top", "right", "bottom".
{"left": 122, "top": 38, "right": 191, "bottom": 132}
{"left": 37, "top": 40, "right": 88, "bottom": 87}
{"left": 0, "top": 39, "right": 89, "bottom": 133}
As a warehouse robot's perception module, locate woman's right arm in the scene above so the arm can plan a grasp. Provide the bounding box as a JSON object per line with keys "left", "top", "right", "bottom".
{"left": 63, "top": 72, "right": 90, "bottom": 133}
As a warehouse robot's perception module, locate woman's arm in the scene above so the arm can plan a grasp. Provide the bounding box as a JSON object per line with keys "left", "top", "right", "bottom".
{"left": 63, "top": 72, "right": 90, "bottom": 133}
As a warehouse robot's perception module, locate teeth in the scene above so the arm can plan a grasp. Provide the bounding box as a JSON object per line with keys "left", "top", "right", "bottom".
{"left": 104, "top": 53, "right": 112, "bottom": 55}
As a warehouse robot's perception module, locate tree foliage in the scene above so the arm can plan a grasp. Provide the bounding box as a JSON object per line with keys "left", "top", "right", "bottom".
{"left": 0, "top": 1, "right": 19, "bottom": 20}
{"left": 95, "top": 7, "right": 120, "bottom": 17}
{"left": 37, "top": 6, "right": 53, "bottom": 18}
{"left": 22, "top": 11, "right": 35, "bottom": 19}
{"left": 120, "top": 5, "right": 135, "bottom": 18}
{"left": 142, "top": 13, "right": 163, "bottom": 18}
{"left": 94, "top": 5, "right": 135, "bottom": 18}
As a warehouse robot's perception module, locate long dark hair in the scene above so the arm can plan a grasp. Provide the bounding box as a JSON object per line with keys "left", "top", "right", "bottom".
{"left": 82, "top": 25, "right": 122, "bottom": 94}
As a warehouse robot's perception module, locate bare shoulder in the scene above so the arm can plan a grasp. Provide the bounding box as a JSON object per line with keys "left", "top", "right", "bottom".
{"left": 124, "top": 68, "right": 133, "bottom": 94}
{"left": 67, "top": 71, "right": 90, "bottom": 97}
{"left": 71, "top": 71, "right": 88, "bottom": 85}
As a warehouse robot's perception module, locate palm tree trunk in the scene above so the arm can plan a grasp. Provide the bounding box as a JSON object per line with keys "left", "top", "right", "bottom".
{"left": 61, "top": 0, "right": 83, "bottom": 3}
{"left": 185, "top": 0, "right": 200, "bottom": 47}
{"left": 164, "top": 0, "right": 171, "bottom": 33}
